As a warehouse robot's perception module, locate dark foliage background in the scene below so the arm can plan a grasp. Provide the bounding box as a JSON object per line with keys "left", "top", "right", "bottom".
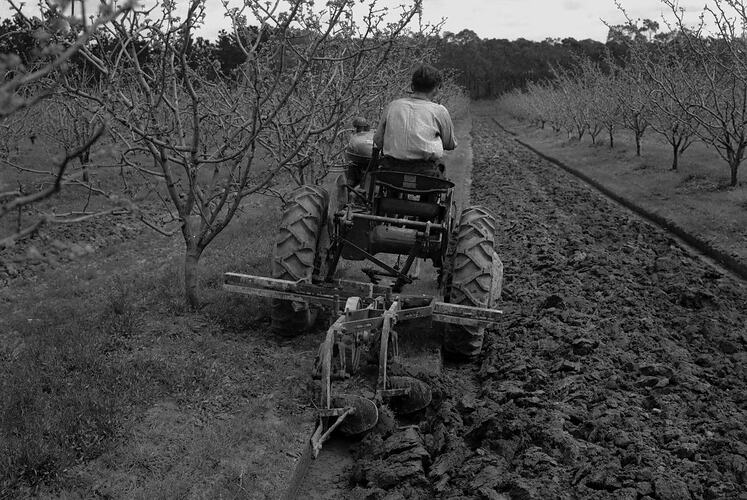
{"left": 2, "top": 15, "right": 663, "bottom": 99}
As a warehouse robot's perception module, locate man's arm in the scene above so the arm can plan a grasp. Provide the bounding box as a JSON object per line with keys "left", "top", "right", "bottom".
{"left": 373, "top": 104, "right": 389, "bottom": 150}
{"left": 437, "top": 105, "right": 457, "bottom": 151}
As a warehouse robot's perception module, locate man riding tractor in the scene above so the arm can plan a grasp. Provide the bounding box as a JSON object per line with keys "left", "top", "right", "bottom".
{"left": 372, "top": 64, "right": 457, "bottom": 179}
{"left": 269, "top": 63, "right": 502, "bottom": 360}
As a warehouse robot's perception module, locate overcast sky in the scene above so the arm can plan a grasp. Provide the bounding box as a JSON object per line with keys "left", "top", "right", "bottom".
{"left": 0, "top": 0, "right": 718, "bottom": 42}
{"left": 421, "top": 0, "right": 709, "bottom": 41}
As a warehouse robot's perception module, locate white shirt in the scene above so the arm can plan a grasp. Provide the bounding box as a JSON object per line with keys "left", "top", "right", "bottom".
{"left": 373, "top": 96, "right": 457, "bottom": 161}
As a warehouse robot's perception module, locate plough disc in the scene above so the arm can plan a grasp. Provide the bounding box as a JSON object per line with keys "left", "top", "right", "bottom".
{"left": 332, "top": 395, "right": 378, "bottom": 435}
{"left": 385, "top": 376, "right": 432, "bottom": 414}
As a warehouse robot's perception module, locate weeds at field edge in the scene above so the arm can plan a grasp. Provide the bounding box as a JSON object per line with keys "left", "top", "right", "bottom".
{"left": 0, "top": 201, "right": 280, "bottom": 496}
{"left": 0, "top": 275, "right": 174, "bottom": 494}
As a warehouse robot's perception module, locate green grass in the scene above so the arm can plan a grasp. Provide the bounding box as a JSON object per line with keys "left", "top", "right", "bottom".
{"left": 0, "top": 283, "right": 161, "bottom": 493}
{"left": 0, "top": 196, "right": 288, "bottom": 496}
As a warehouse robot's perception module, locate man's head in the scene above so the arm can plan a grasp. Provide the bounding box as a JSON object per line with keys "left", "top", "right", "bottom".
{"left": 411, "top": 64, "right": 442, "bottom": 94}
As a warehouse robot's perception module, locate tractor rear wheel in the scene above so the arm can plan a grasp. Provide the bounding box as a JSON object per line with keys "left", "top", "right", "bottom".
{"left": 271, "top": 185, "right": 329, "bottom": 336}
{"left": 443, "top": 206, "right": 503, "bottom": 358}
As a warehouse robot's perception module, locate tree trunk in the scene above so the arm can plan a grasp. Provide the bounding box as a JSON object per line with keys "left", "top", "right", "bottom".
{"left": 182, "top": 214, "right": 204, "bottom": 309}
{"left": 576, "top": 124, "right": 585, "bottom": 141}
{"left": 80, "top": 154, "right": 90, "bottom": 182}
{"left": 184, "top": 246, "right": 203, "bottom": 310}
{"left": 671, "top": 144, "right": 679, "bottom": 171}
{"left": 635, "top": 132, "right": 642, "bottom": 157}
{"left": 730, "top": 160, "right": 739, "bottom": 187}
{"left": 608, "top": 128, "right": 614, "bottom": 149}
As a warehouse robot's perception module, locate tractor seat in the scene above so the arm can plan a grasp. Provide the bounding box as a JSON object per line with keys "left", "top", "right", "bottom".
{"left": 371, "top": 170, "right": 453, "bottom": 221}
{"left": 373, "top": 170, "right": 454, "bottom": 195}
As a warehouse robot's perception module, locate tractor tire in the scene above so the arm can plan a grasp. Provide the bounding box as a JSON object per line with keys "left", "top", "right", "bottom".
{"left": 271, "top": 185, "right": 329, "bottom": 336}
{"left": 443, "top": 206, "right": 503, "bottom": 358}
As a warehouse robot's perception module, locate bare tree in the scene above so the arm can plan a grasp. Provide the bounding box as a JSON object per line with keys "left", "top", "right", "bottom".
{"left": 552, "top": 67, "right": 588, "bottom": 141}
{"left": 613, "top": 58, "right": 650, "bottom": 156}
{"left": 589, "top": 55, "right": 623, "bottom": 149}
{"left": 630, "top": 0, "right": 747, "bottom": 185}
{"left": 574, "top": 57, "right": 615, "bottom": 146}
{"left": 0, "top": 0, "right": 131, "bottom": 249}
{"left": 516, "top": 82, "right": 558, "bottom": 130}
{"left": 540, "top": 84, "right": 569, "bottom": 134}
{"left": 69, "top": 0, "right": 426, "bottom": 308}
{"left": 596, "top": 74, "right": 622, "bottom": 149}
{"left": 522, "top": 84, "right": 548, "bottom": 129}
{"left": 36, "top": 93, "right": 105, "bottom": 182}
{"left": 640, "top": 50, "right": 700, "bottom": 170}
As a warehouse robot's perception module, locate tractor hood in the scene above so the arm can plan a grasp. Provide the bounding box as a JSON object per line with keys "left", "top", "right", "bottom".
{"left": 346, "top": 129, "right": 375, "bottom": 164}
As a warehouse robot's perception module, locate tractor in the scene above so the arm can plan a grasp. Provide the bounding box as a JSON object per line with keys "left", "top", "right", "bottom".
{"left": 224, "top": 119, "right": 503, "bottom": 453}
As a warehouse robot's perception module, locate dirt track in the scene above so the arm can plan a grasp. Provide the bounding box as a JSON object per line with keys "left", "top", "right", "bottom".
{"left": 346, "top": 109, "right": 747, "bottom": 499}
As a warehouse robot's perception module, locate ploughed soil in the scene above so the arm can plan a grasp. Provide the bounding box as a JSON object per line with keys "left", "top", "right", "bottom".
{"left": 342, "top": 108, "right": 747, "bottom": 499}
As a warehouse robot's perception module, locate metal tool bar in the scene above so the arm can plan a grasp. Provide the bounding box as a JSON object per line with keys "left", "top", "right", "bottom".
{"left": 225, "top": 273, "right": 300, "bottom": 290}
{"left": 344, "top": 308, "right": 383, "bottom": 321}
{"left": 395, "top": 305, "right": 434, "bottom": 322}
{"left": 223, "top": 273, "right": 390, "bottom": 305}
{"left": 334, "top": 279, "right": 392, "bottom": 298}
{"left": 433, "top": 302, "right": 504, "bottom": 322}
{"left": 225, "top": 273, "right": 391, "bottom": 297}
{"left": 350, "top": 212, "right": 446, "bottom": 232}
{"left": 223, "top": 284, "right": 338, "bottom": 306}
{"left": 225, "top": 285, "right": 501, "bottom": 327}
{"left": 225, "top": 273, "right": 504, "bottom": 326}
{"left": 340, "top": 316, "right": 385, "bottom": 334}
{"left": 432, "top": 314, "right": 496, "bottom": 327}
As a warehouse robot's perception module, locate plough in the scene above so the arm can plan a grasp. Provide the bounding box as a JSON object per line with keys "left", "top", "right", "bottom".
{"left": 223, "top": 273, "right": 503, "bottom": 456}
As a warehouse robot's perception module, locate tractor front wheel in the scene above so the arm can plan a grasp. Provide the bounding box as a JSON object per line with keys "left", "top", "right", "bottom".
{"left": 270, "top": 185, "right": 330, "bottom": 336}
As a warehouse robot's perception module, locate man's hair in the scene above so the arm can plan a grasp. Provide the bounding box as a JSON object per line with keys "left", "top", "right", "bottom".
{"left": 411, "top": 64, "right": 442, "bottom": 93}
